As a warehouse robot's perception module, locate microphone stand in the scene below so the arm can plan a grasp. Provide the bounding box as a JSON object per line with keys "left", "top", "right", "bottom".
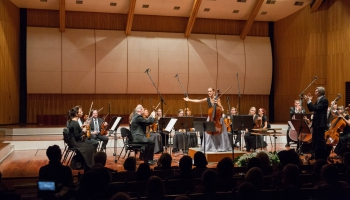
{"left": 175, "top": 74, "right": 190, "bottom": 155}
{"left": 297, "top": 76, "right": 318, "bottom": 154}
{"left": 145, "top": 69, "right": 167, "bottom": 152}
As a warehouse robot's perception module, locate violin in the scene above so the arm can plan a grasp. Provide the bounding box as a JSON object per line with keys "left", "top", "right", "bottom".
{"left": 100, "top": 103, "right": 110, "bottom": 136}
{"left": 224, "top": 96, "right": 232, "bottom": 132}
{"left": 82, "top": 102, "right": 94, "bottom": 140}
{"left": 208, "top": 89, "right": 223, "bottom": 135}
{"left": 253, "top": 114, "right": 263, "bottom": 129}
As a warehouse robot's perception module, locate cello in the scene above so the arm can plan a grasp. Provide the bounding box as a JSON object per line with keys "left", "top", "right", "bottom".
{"left": 208, "top": 89, "right": 223, "bottom": 135}
{"left": 324, "top": 110, "right": 346, "bottom": 146}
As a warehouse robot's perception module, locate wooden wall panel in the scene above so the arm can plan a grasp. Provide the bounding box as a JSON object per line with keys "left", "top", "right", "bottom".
{"left": 27, "top": 9, "right": 59, "bottom": 28}
{"left": 26, "top": 94, "right": 269, "bottom": 123}
{"left": 273, "top": 0, "right": 350, "bottom": 122}
{"left": 132, "top": 15, "right": 188, "bottom": 33}
{"left": 0, "top": 0, "right": 20, "bottom": 125}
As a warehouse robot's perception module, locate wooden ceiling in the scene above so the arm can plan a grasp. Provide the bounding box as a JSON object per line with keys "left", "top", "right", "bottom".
{"left": 11, "top": 0, "right": 320, "bottom": 37}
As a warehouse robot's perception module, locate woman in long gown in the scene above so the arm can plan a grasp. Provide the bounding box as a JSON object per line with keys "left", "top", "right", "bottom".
{"left": 67, "top": 107, "right": 97, "bottom": 169}
{"left": 184, "top": 87, "right": 232, "bottom": 152}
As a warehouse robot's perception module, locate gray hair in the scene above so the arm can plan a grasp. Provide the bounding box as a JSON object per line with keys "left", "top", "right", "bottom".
{"left": 316, "top": 87, "right": 325, "bottom": 95}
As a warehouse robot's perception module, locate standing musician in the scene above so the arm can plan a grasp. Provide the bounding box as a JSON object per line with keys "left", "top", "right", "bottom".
{"left": 143, "top": 108, "right": 163, "bottom": 154}
{"left": 286, "top": 100, "right": 306, "bottom": 147}
{"left": 304, "top": 87, "right": 328, "bottom": 160}
{"left": 89, "top": 109, "right": 109, "bottom": 152}
{"left": 244, "top": 108, "right": 268, "bottom": 152}
{"left": 130, "top": 105, "right": 156, "bottom": 165}
{"left": 184, "top": 87, "right": 232, "bottom": 152}
{"left": 333, "top": 106, "right": 350, "bottom": 157}
{"left": 227, "top": 107, "right": 241, "bottom": 148}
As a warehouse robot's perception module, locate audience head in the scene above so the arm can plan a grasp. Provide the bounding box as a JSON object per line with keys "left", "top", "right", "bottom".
{"left": 123, "top": 157, "right": 136, "bottom": 171}
{"left": 137, "top": 163, "right": 151, "bottom": 182}
{"left": 256, "top": 151, "right": 271, "bottom": 167}
{"left": 201, "top": 169, "right": 217, "bottom": 193}
{"left": 247, "top": 157, "right": 262, "bottom": 171}
{"left": 216, "top": 157, "right": 233, "bottom": 178}
{"left": 282, "top": 164, "right": 300, "bottom": 187}
{"left": 94, "top": 152, "right": 107, "bottom": 167}
{"left": 46, "top": 145, "right": 62, "bottom": 162}
{"left": 237, "top": 182, "right": 256, "bottom": 200}
{"left": 244, "top": 167, "right": 263, "bottom": 190}
{"left": 343, "top": 152, "right": 350, "bottom": 172}
{"left": 313, "top": 159, "right": 328, "bottom": 175}
{"left": 157, "top": 153, "right": 172, "bottom": 170}
{"left": 79, "top": 166, "right": 111, "bottom": 199}
{"left": 277, "top": 149, "right": 300, "bottom": 169}
{"left": 145, "top": 176, "right": 165, "bottom": 198}
{"left": 179, "top": 155, "right": 193, "bottom": 173}
{"left": 193, "top": 151, "right": 208, "bottom": 168}
{"left": 321, "top": 164, "right": 339, "bottom": 185}
{"left": 110, "top": 192, "right": 131, "bottom": 200}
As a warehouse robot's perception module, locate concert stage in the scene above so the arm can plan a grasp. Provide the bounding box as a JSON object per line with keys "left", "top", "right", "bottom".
{"left": 188, "top": 148, "right": 246, "bottom": 162}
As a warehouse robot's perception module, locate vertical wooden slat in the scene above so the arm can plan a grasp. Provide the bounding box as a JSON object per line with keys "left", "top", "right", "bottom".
{"left": 59, "top": 0, "right": 65, "bottom": 32}
{"left": 0, "top": 0, "right": 20, "bottom": 125}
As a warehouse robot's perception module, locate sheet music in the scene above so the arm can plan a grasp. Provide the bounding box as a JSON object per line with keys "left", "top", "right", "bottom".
{"left": 165, "top": 118, "right": 177, "bottom": 132}
{"left": 111, "top": 117, "right": 122, "bottom": 130}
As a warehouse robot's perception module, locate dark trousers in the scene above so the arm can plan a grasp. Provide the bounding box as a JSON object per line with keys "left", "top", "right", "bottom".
{"left": 90, "top": 134, "right": 109, "bottom": 150}
{"left": 312, "top": 127, "right": 327, "bottom": 157}
{"left": 133, "top": 134, "right": 155, "bottom": 161}
{"left": 244, "top": 132, "right": 263, "bottom": 151}
{"left": 334, "top": 134, "right": 350, "bottom": 155}
{"left": 286, "top": 126, "right": 292, "bottom": 144}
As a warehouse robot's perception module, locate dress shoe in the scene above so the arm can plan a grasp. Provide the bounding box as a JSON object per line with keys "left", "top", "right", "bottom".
{"left": 172, "top": 148, "right": 179, "bottom": 153}
{"left": 234, "top": 143, "right": 240, "bottom": 148}
{"left": 285, "top": 143, "right": 290, "bottom": 147}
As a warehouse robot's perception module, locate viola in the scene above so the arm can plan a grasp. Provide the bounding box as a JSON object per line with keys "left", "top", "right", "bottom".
{"left": 324, "top": 111, "right": 346, "bottom": 146}
{"left": 142, "top": 113, "right": 151, "bottom": 138}
{"left": 208, "top": 89, "right": 222, "bottom": 135}
{"left": 83, "top": 114, "right": 91, "bottom": 140}
{"left": 253, "top": 114, "right": 263, "bottom": 129}
{"left": 100, "top": 103, "right": 110, "bottom": 136}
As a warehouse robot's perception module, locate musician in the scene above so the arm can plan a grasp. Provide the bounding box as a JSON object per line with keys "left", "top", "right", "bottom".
{"left": 75, "top": 106, "right": 99, "bottom": 147}
{"left": 286, "top": 100, "right": 306, "bottom": 147}
{"left": 333, "top": 106, "right": 350, "bottom": 156}
{"left": 184, "top": 87, "right": 232, "bottom": 152}
{"left": 89, "top": 109, "right": 109, "bottom": 152}
{"left": 144, "top": 108, "right": 163, "bottom": 154}
{"left": 304, "top": 87, "right": 329, "bottom": 160}
{"left": 227, "top": 107, "right": 241, "bottom": 148}
{"left": 327, "top": 101, "right": 338, "bottom": 128}
{"left": 67, "top": 107, "right": 97, "bottom": 169}
{"left": 130, "top": 105, "right": 156, "bottom": 164}
{"left": 172, "top": 109, "right": 198, "bottom": 153}
{"left": 244, "top": 108, "right": 268, "bottom": 152}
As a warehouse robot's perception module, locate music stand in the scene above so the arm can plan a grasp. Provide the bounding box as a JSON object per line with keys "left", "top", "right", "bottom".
{"left": 294, "top": 113, "right": 312, "bottom": 120}
{"left": 289, "top": 119, "right": 311, "bottom": 154}
{"left": 193, "top": 121, "right": 216, "bottom": 155}
{"left": 232, "top": 115, "right": 253, "bottom": 150}
{"left": 158, "top": 117, "right": 172, "bottom": 152}
{"left": 174, "top": 117, "right": 194, "bottom": 155}
{"left": 108, "top": 116, "right": 123, "bottom": 162}
{"left": 193, "top": 117, "right": 206, "bottom": 146}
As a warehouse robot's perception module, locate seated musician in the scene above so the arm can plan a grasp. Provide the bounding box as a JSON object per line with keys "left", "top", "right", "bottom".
{"left": 244, "top": 107, "right": 268, "bottom": 152}
{"left": 333, "top": 106, "right": 350, "bottom": 157}
{"left": 130, "top": 105, "right": 156, "bottom": 165}
{"left": 89, "top": 109, "right": 109, "bottom": 152}
{"left": 144, "top": 108, "right": 163, "bottom": 154}
{"left": 75, "top": 105, "right": 99, "bottom": 147}
{"left": 172, "top": 108, "right": 198, "bottom": 154}
{"left": 227, "top": 107, "right": 241, "bottom": 148}
{"left": 286, "top": 100, "right": 305, "bottom": 147}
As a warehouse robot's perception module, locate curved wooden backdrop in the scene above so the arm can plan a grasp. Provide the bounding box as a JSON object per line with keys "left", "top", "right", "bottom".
{"left": 27, "top": 28, "right": 272, "bottom": 95}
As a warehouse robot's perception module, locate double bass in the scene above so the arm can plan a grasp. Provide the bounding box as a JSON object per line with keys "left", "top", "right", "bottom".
{"left": 208, "top": 89, "right": 222, "bottom": 135}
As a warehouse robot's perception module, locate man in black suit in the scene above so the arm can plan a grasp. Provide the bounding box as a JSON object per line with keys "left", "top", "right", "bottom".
{"left": 286, "top": 100, "right": 305, "bottom": 147}
{"left": 304, "top": 87, "right": 328, "bottom": 159}
{"left": 130, "top": 105, "right": 156, "bottom": 164}
{"left": 90, "top": 109, "right": 109, "bottom": 151}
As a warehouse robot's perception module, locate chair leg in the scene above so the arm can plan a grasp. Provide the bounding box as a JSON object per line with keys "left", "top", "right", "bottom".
{"left": 123, "top": 150, "right": 129, "bottom": 159}
{"left": 117, "top": 146, "right": 125, "bottom": 160}
{"left": 66, "top": 150, "right": 75, "bottom": 166}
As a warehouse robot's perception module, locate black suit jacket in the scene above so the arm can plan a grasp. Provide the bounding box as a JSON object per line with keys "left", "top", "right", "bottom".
{"left": 90, "top": 117, "right": 103, "bottom": 133}
{"left": 130, "top": 114, "right": 155, "bottom": 137}
{"left": 306, "top": 96, "right": 328, "bottom": 128}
